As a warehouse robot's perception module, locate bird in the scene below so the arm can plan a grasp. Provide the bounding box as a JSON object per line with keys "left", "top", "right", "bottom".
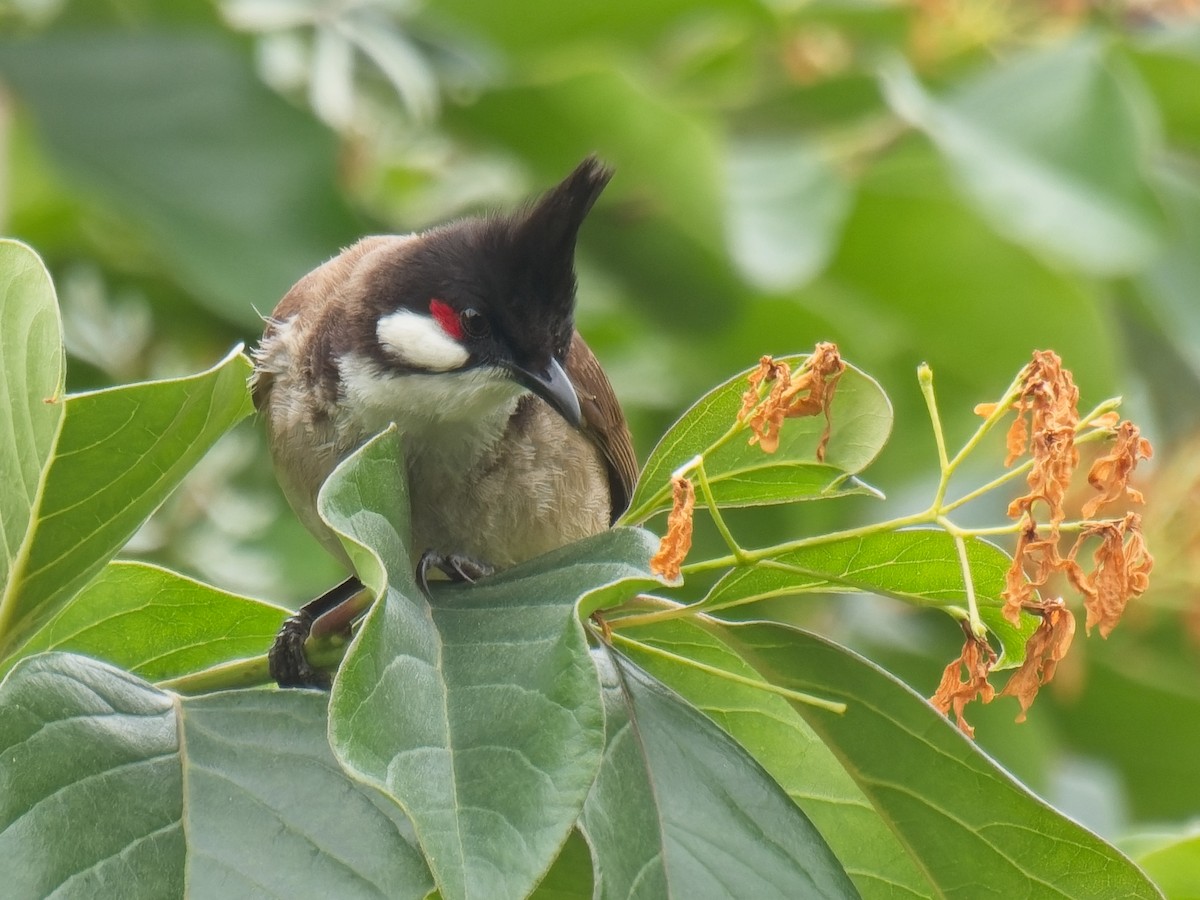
{"left": 251, "top": 156, "right": 637, "bottom": 687}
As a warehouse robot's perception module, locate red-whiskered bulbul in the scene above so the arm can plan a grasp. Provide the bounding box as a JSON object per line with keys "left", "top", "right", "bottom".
{"left": 252, "top": 157, "right": 637, "bottom": 686}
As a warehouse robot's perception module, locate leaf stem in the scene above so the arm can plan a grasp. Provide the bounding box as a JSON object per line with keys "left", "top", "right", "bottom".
{"left": 938, "top": 517, "right": 985, "bottom": 638}
{"left": 156, "top": 655, "right": 271, "bottom": 694}
{"left": 690, "top": 455, "right": 750, "bottom": 564}
{"left": 918, "top": 365, "right": 951, "bottom": 498}
{"left": 608, "top": 631, "right": 847, "bottom": 714}
{"left": 940, "top": 402, "right": 1119, "bottom": 514}
{"left": 155, "top": 640, "right": 346, "bottom": 694}
{"left": 680, "top": 506, "right": 937, "bottom": 576}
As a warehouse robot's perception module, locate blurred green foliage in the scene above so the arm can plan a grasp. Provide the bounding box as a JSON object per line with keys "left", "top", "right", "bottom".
{"left": 3, "top": 0, "right": 1200, "bottom": 865}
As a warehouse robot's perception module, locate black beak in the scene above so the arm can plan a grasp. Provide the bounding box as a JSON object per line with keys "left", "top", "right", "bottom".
{"left": 512, "top": 357, "right": 582, "bottom": 428}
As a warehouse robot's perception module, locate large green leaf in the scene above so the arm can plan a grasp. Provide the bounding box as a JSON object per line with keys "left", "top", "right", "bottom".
{"left": 0, "top": 652, "right": 432, "bottom": 899}
{"left": 689, "top": 619, "right": 1163, "bottom": 898}
{"left": 0, "top": 30, "right": 359, "bottom": 326}
{"left": 612, "top": 615, "right": 933, "bottom": 899}
{"left": 3, "top": 560, "right": 288, "bottom": 682}
{"left": 581, "top": 647, "right": 860, "bottom": 899}
{"left": 0, "top": 240, "right": 64, "bottom": 636}
{"left": 0, "top": 347, "right": 253, "bottom": 660}
{"left": 324, "top": 428, "right": 656, "bottom": 900}
{"left": 702, "top": 529, "right": 1038, "bottom": 667}
{"left": 882, "top": 37, "right": 1164, "bottom": 276}
{"left": 622, "top": 355, "right": 891, "bottom": 523}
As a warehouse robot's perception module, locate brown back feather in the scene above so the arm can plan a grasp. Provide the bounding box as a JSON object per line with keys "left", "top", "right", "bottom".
{"left": 566, "top": 332, "right": 637, "bottom": 523}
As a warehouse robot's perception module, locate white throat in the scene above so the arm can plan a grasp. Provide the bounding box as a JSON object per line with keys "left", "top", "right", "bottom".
{"left": 336, "top": 352, "right": 525, "bottom": 469}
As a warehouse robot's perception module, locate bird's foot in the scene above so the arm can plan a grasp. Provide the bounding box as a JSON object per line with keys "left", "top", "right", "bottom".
{"left": 417, "top": 550, "right": 495, "bottom": 596}
{"left": 269, "top": 575, "right": 362, "bottom": 689}
{"left": 268, "top": 610, "right": 331, "bottom": 689}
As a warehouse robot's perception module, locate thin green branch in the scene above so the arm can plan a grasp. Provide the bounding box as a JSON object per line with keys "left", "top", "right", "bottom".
{"left": 690, "top": 455, "right": 750, "bottom": 564}
{"left": 939, "top": 517, "right": 985, "bottom": 639}
{"left": 680, "top": 506, "right": 938, "bottom": 576}
{"left": 157, "top": 655, "right": 270, "bottom": 694}
{"left": 608, "top": 631, "right": 846, "bottom": 714}
{"left": 945, "top": 367, "right": 1026, "bottom": 474}
{"left": 918, "top": 364, "right": 951, "bottom": 478}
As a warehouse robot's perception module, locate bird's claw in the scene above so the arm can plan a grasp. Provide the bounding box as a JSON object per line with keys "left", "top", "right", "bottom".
{"left": 417, "top": 550, "right": 495, "bottom": 597}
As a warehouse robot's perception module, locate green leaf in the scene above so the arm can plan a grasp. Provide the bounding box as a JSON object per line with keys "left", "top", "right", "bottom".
{"left": 724, "top": 136, "right": 854, "bottom": 291}
{"left": 614, "top": 614, "right": 933, "bottom": 899}
{"left": 882, "top": 37, "right": 1165, "bottom": 276}
{"left": 701, "top": 529, "right": 1038, "bottom": 666}
{"left": 0, "top": 348, "right": 254, "bottom": 660}
{"left": 700, "top": 620, "right": 1162, "bottom": 899}
{"left": 0, "top": 31, "right": 358, "bottom": 327}
{"left": 623, "top": 355, "right": 892, "bottom": 523}
{"left": 180, "top": 688, "right": 432, "bottom": 898}
{"left": 0, "top": 240, "right": 64, "bottom": 631}
{"left": 581, "top": 647, "right": 860, "bottom": 899}
{"left": 0, "top": 652, "right": 432, "bottom": 899}
{"left": 3, "top": 560, "right": 288, "bottom": 682}
{"left": 1126, "top": 825, "right": 1200, "bottom": 900}
{"left": 324, "top": 428, "right": 651, "bottom": 900}
{"left": 529, "top": 830, "right": 595, "bottom": 900}
{"left": 0, "top": 654, "right": 183, "bottom": 899}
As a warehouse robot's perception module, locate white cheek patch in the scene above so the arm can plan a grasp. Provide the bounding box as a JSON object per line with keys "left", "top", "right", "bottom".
{"left": 377, "top": 309, "right": 470, "bottom": 372}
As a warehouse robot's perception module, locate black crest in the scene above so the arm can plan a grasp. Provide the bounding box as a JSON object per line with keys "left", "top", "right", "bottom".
{"left": 492, "top": 156, "right": 613, "bottom": 358}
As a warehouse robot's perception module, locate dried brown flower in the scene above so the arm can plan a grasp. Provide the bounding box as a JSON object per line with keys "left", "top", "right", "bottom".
{"left": 1000, "top": 598, "right": 1076, "bottom": 723}
{"left": 1069, "top": 512, "right": 1154, "bottom": 637}
{"left": 1081, "top": 420, "right": 1154, "bottom": 519}
{"left": 738, "top": 356, "right": 790, "bottom": 421}
{"left": 742, "top": 344, "right": 845, "bottom": 458}
{"left": 1001, "top": 515, "right": 1085, "bottom": 626}
{"left": 1005, "top": 351, "right": 1081, "bottom": 522}
{"left": 931, "top": 633, "right": 996, "bottom": 738}
{"left": 650, "top": 476, "right": 695, "bottom": 582}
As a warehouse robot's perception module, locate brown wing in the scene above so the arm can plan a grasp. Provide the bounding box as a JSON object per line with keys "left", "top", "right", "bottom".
{"left": 566, "top": 332, "right": 638, "bottom": 523}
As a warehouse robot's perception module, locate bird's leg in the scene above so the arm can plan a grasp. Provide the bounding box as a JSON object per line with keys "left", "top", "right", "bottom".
{"left": 416, "top": 550, "right": 495, "bottom": 597}
{"left": 269, "top": 575, "right": 364, "bottom": 689}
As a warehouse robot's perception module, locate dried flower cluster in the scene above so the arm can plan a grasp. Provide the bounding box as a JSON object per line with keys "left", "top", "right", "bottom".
{"left": 999, "top": 352, "right": 1154, "bottom": 634}
{"left": 934, "top": 351, "right": 1154, "bottom": 735}
{"left": 650, "top": 475, "right": 695, "bottom": 581}
{"left": 739, "top": 344, "right": 845, "bottom": 458}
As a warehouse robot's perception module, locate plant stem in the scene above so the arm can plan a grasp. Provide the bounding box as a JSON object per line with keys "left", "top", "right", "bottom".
{"left": 608, "top": 631, "right": 847, "bottom": 714}
{"left": 692, "top": 455, "right": 750, "bottom": 563}
{"left": 157, "top": 656, "right": 271, "bottom": 693}
{"left": 939, "top": 517, "right": 985, "bottom": 638}
{"left": 680, "top": 506, "right": 937, "bottom": 576}
{"left": 155, "top": 640, "right": 346, "bottom": 695}
{"left": 945, "top": 368, "right": 1026, "bottom": 474}
{"left": 918, "top": 365, "right": 951, "bottom": 506}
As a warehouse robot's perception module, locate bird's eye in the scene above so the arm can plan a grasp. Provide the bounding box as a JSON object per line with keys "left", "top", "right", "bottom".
{"left": 459, "top": 308, "right": 490, "bottom": 339}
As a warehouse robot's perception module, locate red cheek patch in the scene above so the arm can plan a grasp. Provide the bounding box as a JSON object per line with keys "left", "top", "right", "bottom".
{"left": 429, "top": 299, "right": 463, "bottom": 340}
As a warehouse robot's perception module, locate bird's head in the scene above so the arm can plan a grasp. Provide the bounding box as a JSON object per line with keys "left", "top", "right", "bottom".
{"left": 328, "top": 156, "right": 613, "bottom": 428}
